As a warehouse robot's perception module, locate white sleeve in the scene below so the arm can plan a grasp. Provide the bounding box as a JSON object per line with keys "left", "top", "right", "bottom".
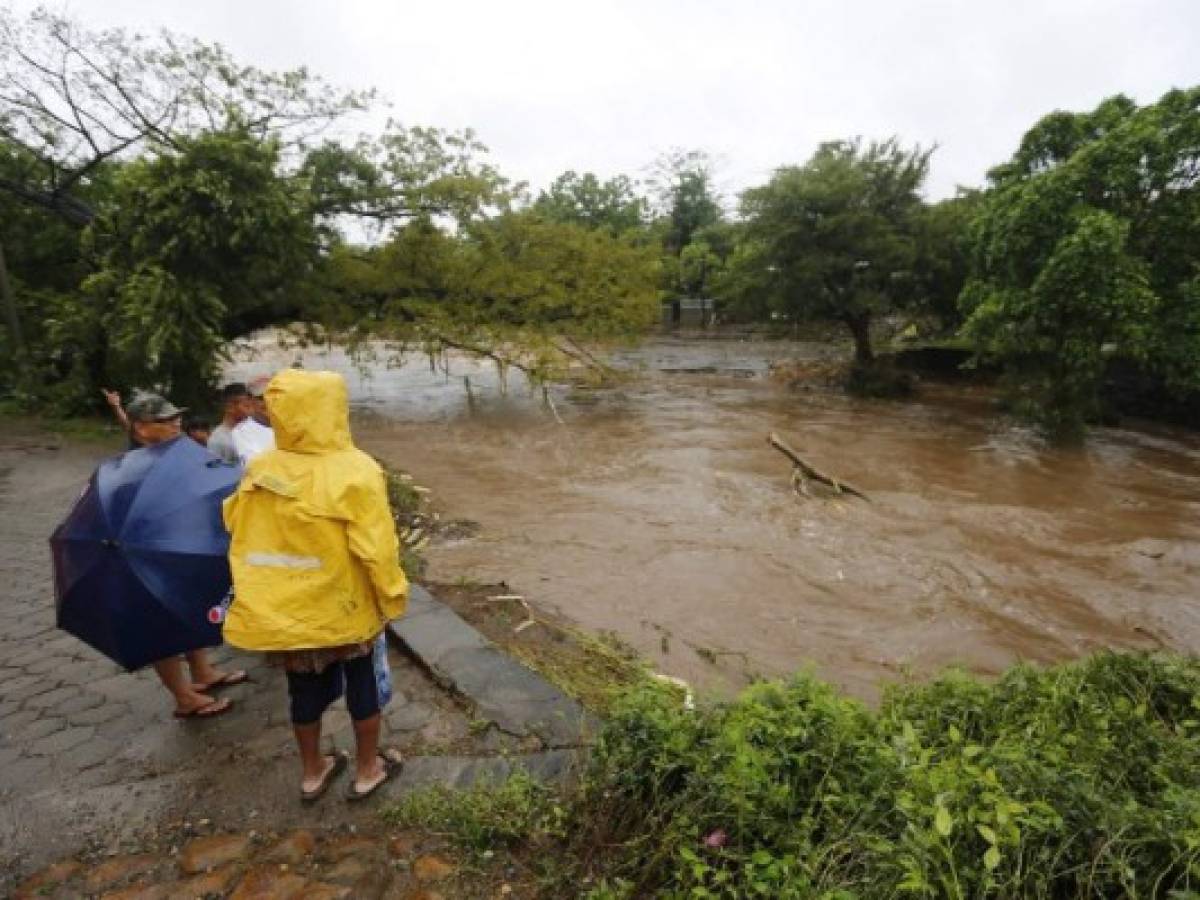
{"left": 232, "top": 420, "right": 276, "bottom": 464}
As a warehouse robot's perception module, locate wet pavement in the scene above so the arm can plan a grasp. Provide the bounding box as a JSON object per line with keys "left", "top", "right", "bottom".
{"left": 0, "top": 431, "right": 589, "bottom": 890}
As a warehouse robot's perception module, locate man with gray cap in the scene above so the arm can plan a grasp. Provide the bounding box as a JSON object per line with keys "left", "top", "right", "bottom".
{"left": 112, "top": 391, "right": 248, "bottom": 716}
{"left": 124, "top": 391, "right": 188, "bottom": 446}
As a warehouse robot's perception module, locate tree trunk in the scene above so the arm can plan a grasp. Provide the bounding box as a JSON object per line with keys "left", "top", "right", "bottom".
{"left": 0, "top": 239, "right": 26, "bottom": 359}
{"left": 844, "top": 313, "right": 874, "bottom": 365}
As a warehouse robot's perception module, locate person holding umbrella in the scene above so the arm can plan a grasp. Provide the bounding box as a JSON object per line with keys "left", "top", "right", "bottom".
{"left": 51, "top": 392, "right": 246, "bottom": 719}
{"left": 223, "top": 370, "right": 408, "bottom": 801}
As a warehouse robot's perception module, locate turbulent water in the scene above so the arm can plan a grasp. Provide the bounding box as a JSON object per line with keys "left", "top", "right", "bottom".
{"left": 227, "top": 337, "right": 1200, "bottom": 700}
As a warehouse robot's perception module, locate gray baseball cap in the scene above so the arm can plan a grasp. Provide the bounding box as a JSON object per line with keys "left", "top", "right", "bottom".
{"left": 125, "top": 391, "right": 187, "bottom": 422}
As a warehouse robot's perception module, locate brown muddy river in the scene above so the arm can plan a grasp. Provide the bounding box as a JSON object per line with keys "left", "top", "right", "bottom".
{"left": 228, "top": 338, "right": 1200, "bottom": 700}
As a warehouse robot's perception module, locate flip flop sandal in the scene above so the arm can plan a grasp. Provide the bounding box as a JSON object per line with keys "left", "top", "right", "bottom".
{"left": 346, "top": 748, "right": 404, "bottom": 802}
{"left": 173, "top": 697, "right": 234, "bottom": 720}
{"left": 301, "top": 750, "right": 349, "bottom": 804}
{"left": 192, "top": 670, "right": 249, "bottom": 692}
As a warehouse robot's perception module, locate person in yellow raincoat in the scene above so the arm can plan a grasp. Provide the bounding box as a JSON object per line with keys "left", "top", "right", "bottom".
{"left": 223, "top": 369, "right": 408, "bottom": 801}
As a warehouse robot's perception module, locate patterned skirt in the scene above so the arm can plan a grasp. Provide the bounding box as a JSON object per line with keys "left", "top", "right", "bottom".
{"left": 265, "top": 639, "right": 376, "bottom": 674}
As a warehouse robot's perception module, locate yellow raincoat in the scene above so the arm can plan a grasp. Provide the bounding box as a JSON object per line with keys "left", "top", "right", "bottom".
{"left": 222, "top": 369, "right": 408, "bottom": 650}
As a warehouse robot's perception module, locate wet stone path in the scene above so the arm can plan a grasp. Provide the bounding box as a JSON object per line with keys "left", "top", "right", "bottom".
{"left": 0, "top": 434, "right": 591, "bottom": 891}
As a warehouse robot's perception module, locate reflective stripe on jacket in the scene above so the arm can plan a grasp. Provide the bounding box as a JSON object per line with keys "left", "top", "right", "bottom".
{"left": 222, "top": 369, "right": 408, "bottom": 650}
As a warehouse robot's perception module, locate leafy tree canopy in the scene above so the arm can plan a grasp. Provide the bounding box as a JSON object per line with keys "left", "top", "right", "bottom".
{"left": 532, "top": 170, "right": 647, "bottom": 236}
{"left": 961, "top": 88, "right": 1200, "bottom": 438}
{"left": 67, "top": 129, "right": 314, "bottom": 405}
{"left": 0, "top": 7, "right": 656, "bottom": 411}
{"left": 726, "top": 138, "right": 932, "bottom": 362}
{"left": 302, "top": 125, "right": 514, "bottom": 236}
{"left": 910, "top": 191, "right": 980, "bottom": 329}
{"left": 314, "top": 211, "right": 661, "bottom": 381}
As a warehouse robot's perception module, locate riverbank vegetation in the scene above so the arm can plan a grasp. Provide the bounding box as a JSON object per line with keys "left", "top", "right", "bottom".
{"left": 388, "top": 652, "right": 1200, "bottom": 898}
{"left": 0, "top": 9, "right": 658, "bottom": 414}
{"left": 1, "top": 7, "right": 1197, "bottom": 438}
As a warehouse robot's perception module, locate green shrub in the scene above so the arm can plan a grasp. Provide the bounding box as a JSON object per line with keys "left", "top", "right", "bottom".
{"left": 380, "top": 653, "right": 1200, "bottom": 898}
{"left": 571, "top": 652, "right": 1200, "bottom": 898}
{"left": 383, "top": 468, "right": 424, "bottom": 519}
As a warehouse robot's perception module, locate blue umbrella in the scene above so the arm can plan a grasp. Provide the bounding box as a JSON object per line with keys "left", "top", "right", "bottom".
{"left": 50, "top": 436, "right": 241, "bottom": 671}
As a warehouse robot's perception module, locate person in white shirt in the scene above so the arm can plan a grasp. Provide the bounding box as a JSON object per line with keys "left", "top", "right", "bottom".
{"left": 230, "top": 375, "right": 276, "bottom": 464}
{"left": 207, "top": 383, "right": 253, "bottom": 465}
{"left": 232, "top": 414, "right": 275, "bottom": 464}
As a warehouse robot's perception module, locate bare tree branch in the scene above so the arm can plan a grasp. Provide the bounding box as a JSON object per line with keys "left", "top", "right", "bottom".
{"left": 0, "top": 6, "right": 369, "bottom": 226}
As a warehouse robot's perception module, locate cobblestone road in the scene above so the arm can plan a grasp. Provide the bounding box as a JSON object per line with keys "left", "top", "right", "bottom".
{"left": 0, "top": 428, "right": 590, "bottom": 891}
{"left": 0, "top": 435, "right": 462, "bottom": 884}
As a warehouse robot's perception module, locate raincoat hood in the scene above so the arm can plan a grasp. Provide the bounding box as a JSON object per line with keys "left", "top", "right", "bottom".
{"left": 267, "top": 369, "right": 352, "bottom": 454}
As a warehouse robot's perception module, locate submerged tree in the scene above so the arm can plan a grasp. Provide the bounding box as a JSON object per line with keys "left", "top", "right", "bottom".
{"left": 961, "top": 88, "right": 1200, "bottom": 439}
{"left": 644, "top": 149, "right": 726, "bottom": 304}
{"left": 728, "top": 138, "right": 932, "bottom": 364}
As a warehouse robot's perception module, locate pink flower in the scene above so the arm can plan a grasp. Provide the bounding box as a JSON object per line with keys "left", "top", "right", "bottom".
{"left": 704, "top": 828, "right": 728, "bottom": 849}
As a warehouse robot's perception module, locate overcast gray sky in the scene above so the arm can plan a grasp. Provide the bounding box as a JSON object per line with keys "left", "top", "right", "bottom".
{"left": 15, "top": 0, "right": 1200, "bottom": 202}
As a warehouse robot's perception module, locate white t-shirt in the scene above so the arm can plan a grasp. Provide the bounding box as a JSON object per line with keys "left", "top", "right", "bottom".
{"left": 232, "top": 418, "right": 275, "bottom": 464}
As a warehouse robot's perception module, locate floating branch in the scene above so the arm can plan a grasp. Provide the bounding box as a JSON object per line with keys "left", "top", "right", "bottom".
{"left": 768, "top": 432, "right": 870, "bottom": 501}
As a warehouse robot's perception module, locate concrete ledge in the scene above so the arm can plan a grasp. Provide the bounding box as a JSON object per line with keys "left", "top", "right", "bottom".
{"left": 388, "top": 585, "right": 599, "bottom": 748}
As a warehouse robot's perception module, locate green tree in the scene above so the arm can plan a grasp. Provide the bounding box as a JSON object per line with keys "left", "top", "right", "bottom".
{"left": 0, "top": 6, "right": 367, "bottom": 226}
{"left": 728, "top": 138, "right": 932, "bottom": 363}
{"left": 532, "top": 170, "right": 647, "bottom": 235}
{"left": 315, "top": 211, "right": 660, "bottom": 380}
{"left": 79, "top": 129, "right": 316, "bottom": 406}
{"left": 961, "top": 88, "right": 1200, "bottom": 438}
{"left": 0, "top": 7, "right": 665, "bottom": 411}
{"left": 302, "top": 125, "right": 512, "bottom": 237}
{"left": 0, "top": 5, "right": 363, "bottom": 405}
{"left": 648, "top": 149, "right": 723, "bottom": 255}
{"left": 910, "top": 191, "right": 980, "bottom": 329}
{"left": 0, "top": 140, "right": 118, "bottom": 401}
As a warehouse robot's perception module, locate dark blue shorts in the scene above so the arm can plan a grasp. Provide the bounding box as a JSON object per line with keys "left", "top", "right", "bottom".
{"left": 286, "top": 654, "right": 381, "bottom": 725}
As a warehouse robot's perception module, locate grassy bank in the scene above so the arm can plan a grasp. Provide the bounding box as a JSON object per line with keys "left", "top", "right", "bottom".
{"left": 386, "top": 651, "right": 1200, "bottom": 898}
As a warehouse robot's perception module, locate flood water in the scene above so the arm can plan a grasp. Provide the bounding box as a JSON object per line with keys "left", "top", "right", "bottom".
{"left": 227, "top": 337, "right": 1200, "bottom": 700}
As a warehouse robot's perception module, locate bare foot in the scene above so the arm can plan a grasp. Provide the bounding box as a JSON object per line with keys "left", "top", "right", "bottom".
{"left": 353, "top": 757, "right": 387, "bottom": 795}
{"left": 301, "top": 752, "right": 348, "bottom": 802}
{"left": 303, "top": 755, "right": 341, "bottom": 794}
{"left": 351, "top": 749, "right": 403, "bottom": 796}
{"left": 191, "top": 669, "right": 247, "bottom": 692}
{"left": 173, "top": 696, "right": 232, "bottom": 719}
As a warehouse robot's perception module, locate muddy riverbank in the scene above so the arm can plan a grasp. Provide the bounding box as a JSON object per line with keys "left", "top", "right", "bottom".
{"left": 227, "top": 337, "right": 1200, "bottom": 701}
